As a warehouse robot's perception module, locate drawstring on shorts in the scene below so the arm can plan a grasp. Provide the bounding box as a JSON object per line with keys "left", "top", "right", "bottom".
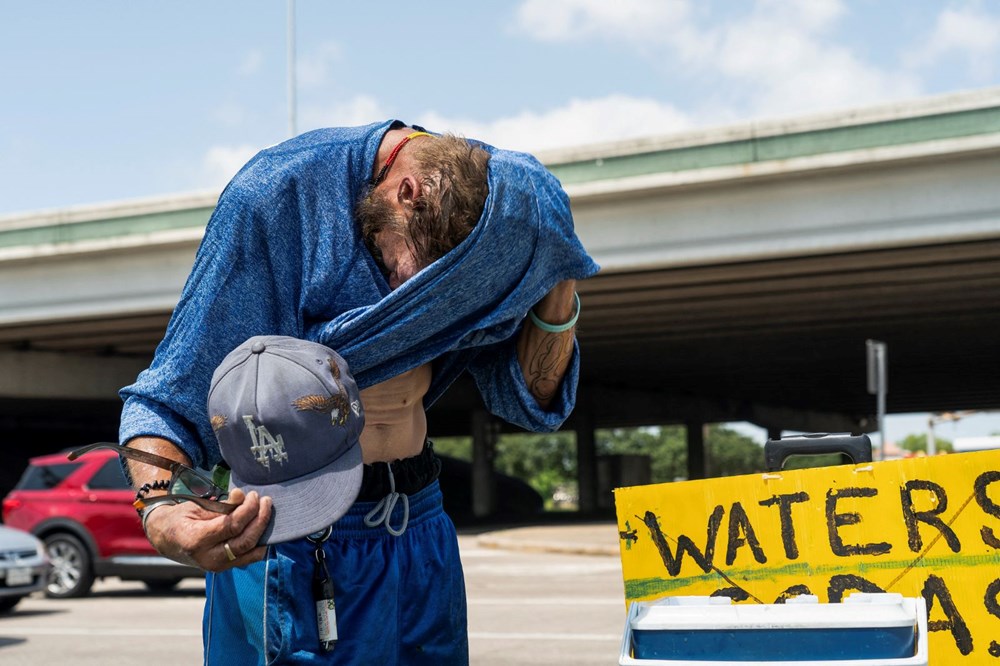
{"left": 363, "top": 463, "right": 410, "bottom": 536}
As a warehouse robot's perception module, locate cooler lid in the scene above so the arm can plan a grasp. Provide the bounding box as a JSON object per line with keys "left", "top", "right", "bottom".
{"left": 631, "top": 593, "right": 917, "bottom": 631}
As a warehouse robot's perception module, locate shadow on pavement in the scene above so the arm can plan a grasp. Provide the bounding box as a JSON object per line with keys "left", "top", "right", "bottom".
{"left": 0, "top": 607, "right": 64, "bottom": 620}
{"left": 83, "top": 585, "right": 207, "bottom": 600}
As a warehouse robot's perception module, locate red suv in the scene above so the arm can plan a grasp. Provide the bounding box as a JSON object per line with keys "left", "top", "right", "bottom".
{"left": 2, "top": 446, "right": 202, "bottom": 598}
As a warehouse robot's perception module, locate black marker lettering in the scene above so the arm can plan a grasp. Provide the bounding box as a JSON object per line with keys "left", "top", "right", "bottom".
{"left": 826, "top": 487, "right": 891, "bottom": 557}
{"left": 774, "top": 584, "right": 813, "bottom": 605}
{"left": 711, "top": 587, "right": 750, "bottom": 602}
{"left": 975, "top": 471, "right": 1000, "bottom": 549}
{"left": 725, "top": 501, "right": 767, "bottom": 566}
{"left": 900, "top": 479, "right": 960, "bottom": 553}
{"left": 759, "top": 492, "right": 809, "bottom": 560}
{"left": 984, "top": 578, "right": 1000, "bottom": 658}
{"left": 923, "top": 573, "right": 973, "bottom": 656}
{"left": 642, "top": 507, "right": 724, "bottom": 576}
{"left": 827, "top": 574, "right": 884, "bottom": 603}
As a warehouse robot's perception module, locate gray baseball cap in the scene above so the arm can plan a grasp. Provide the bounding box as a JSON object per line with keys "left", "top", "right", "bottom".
{"left": 207, "top": 335, "right": 365, "bottom": 544}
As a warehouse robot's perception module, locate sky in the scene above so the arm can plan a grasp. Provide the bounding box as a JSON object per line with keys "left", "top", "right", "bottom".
{"left": 1, "top": 0, "right": 999, "bottom": 443}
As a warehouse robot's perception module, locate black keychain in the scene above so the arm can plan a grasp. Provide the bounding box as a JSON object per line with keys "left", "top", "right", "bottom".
{"left": 308, "top": 526, "right": 337, "bottom": 652}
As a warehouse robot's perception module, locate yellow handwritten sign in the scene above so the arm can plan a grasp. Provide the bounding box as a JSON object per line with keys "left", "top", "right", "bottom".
{"left": 614, "top": 450, "right": 1000, "bottom": 664}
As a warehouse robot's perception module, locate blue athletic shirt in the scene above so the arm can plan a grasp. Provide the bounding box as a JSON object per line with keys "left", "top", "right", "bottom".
{"left": 119, "top": 120, "right": 600, "bottom": 468}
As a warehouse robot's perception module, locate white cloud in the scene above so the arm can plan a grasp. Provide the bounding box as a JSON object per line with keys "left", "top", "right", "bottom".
{"left": 297, "top": 42, "right": 344, "bottom": 88}
{"left": 909, "top": 6, "right": 1000, "bottom": 79}
{"left": 753, "top": 0, "right": 845, "bottom": 33}
{"left": 926, "top": 7, "right": 1000, "bottom": 57}
{"left": 299, "top": 94, "right": 389, "bottom": 132}
{"left": 515, "top": 0, "right": 692, "bottom": 44}
{"left": 709, "top": 2, "right": 921, "bottom": 117}
{"left": 417, "top": 95, "right": 693, "bottom": 152}
{"left": 514, "top": 0, "right": 923, "bottom": 121}
{"left": 201, "top": 144, "right": 259, "bottom": 188}
{"left": 745, "top": 48, "right": 921, "bottom": 118}
{"left": 238, "top": 50, "right": 264, "bottom": 77}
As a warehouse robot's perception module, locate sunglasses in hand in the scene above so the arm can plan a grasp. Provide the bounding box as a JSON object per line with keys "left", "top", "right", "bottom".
{"left": 68, "top": 442, "right": 237, "bottom": 515}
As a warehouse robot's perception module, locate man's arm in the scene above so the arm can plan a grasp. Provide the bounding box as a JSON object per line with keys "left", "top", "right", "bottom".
{"left": 516, "top": 279, "right": 578, "bottom": 410}
{"left": 124, "top": 437, "right": 271, "bottom": 572}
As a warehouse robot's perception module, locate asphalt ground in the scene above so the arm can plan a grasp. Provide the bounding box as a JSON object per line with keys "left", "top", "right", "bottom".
{"left": 0, "top": 521, "right": 626, "bottom": 665}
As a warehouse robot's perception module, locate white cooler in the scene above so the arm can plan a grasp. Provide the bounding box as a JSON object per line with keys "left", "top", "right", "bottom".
{"left": 619, "top": 593, "right": 928, "bottom": 665}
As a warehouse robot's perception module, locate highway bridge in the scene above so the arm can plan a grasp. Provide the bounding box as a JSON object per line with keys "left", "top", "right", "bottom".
{"left": 2, "top": 88, "right": 999, "bottom": 510}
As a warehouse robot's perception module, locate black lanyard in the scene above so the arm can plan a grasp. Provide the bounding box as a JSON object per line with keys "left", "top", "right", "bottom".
{"left": 308, "top": 526, "right": 337, "bottom": 652}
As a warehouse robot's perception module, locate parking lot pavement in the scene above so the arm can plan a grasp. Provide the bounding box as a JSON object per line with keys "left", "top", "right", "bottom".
{"left": 461, "top": 525, "right": 627, "bottom": 665}
{"left": 474, "top": 521, "right": 621, "bottom": 557}
{"left": 0, "top": 579, "right": 206, "bottom": 665}
{"left": 0, "top": 523, "right": 627, "bottom": 665}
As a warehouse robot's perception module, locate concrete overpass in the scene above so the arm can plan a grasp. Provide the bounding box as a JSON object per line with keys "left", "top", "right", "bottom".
{"left": 2, "top": 88, "right": 999, "bottom": 507}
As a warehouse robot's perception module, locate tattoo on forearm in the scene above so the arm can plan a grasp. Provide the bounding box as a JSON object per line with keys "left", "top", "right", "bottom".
{"left": 526, "top": 332, "right": 575, "bottom": 401}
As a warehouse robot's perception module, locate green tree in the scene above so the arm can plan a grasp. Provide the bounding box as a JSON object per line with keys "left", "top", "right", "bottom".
{"left": 705, "top": 425, "right": 765, "bottom": 476}
{"left": 597, "top": 426, "right": 686, "bottom": 483}
{"left": 598, "top": 424, "right": 764, "bottom": 482}
{"left": 434, "top": 424, "right": 767, "bottom": 507}
{"left": 898, "top": 433, "right": 954, "bottom": 454}
{"left": 432, "top": 436, "right": 472, "bottom": 461}
{"left": 494, "top": 432, "right": 577, "bottom": 503}
{"left": 433, "top": 434, "right": 578, "bottom": 509}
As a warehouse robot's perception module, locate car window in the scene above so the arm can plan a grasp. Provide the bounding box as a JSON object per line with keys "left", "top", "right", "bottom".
{"left": 86, "top": 459, "right": 131, "bottom": 490}
{"left": 15, "top": 462, "right": 81, "bottom": 490}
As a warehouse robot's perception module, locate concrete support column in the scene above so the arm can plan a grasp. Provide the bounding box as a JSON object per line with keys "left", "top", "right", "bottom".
{"left": 576, "top": 410, "right": 598, "bottom": 514}
{"left": 471, "top": 410, "right": 499, "bottom": 518}
{"left": 686, "top": 421, "right": 706, "bottom": 480}
{"left": 0, "top": 351, "right": 150, "bottom": 400}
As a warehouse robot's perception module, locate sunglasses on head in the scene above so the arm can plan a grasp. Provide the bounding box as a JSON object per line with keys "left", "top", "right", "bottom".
{"left": 68, "top": 443, "right": 235, "bottom": 515}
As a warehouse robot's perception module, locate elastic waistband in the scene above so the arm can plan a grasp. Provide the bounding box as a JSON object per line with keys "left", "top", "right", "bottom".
{"left": 329, "top": 480, "right": 443, "bottom": 538}
{"left": 357, "top": 439, "right": 441, "bottom": 500}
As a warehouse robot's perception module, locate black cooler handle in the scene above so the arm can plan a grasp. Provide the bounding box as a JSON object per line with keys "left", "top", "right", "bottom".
{"left": 764, "top": 433, "right": 873, "bottom": 472}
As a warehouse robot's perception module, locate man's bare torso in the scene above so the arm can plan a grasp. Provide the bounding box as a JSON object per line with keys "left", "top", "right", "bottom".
{"left": 358, "top": 363, "right": 431, "bottom": 463}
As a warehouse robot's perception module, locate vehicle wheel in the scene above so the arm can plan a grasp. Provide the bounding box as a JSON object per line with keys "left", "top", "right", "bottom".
{"left": 44, "top": 533, "right": 95, "bottom": 598}
{"left": 0, "top": 596, "right": 22, "bottom": 614}
{"left": 142, "top": 578, "right": 182, "bottom": 593}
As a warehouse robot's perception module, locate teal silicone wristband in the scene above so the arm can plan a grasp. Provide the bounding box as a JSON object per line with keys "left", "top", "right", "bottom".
{"left": 528, "top": 292, "right": 580, "bottom": 333}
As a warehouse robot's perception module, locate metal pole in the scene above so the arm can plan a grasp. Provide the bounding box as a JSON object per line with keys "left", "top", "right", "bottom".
{"left": 926, "top": 417, "right": 937, "bottom": 456}
{"left": 866, "top": 340, "right": 887, "bottom": 461}
{"left": 877, "top": 348, "right": 886, "bottom": 460}
{"left": 287, "top": 0, "right": 297, "bottom": 138}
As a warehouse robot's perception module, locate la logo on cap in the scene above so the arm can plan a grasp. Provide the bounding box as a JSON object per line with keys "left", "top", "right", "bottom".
{"left": 242, "top": 415, "right": 289, "bottom": 469}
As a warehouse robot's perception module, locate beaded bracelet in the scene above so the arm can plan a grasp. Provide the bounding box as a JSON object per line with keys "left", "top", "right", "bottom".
{"left": 135, "top": 479, "right": 171, "bottom": 502}
{"left": 528, "top": 292, "right": 580, "bottom": 334}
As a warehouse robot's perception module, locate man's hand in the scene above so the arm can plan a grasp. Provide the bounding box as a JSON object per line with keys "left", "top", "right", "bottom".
{"left": 517, "top": 279, "right": 578, "bottom": 410}
{"left": 124, "top": 436, "right": 272, "bottom": 572}
{"left": 142, "top": 487, "right": 272, "bottom": 572}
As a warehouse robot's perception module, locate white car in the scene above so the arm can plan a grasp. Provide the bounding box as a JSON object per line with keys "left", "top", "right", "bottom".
{"left": 0, "top": 524, "right": 49, "bottom": 613}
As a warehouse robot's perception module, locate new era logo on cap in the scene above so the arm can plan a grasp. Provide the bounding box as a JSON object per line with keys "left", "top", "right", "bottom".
{"left": 208, "top": 336, "right": 365, "bottom": 544}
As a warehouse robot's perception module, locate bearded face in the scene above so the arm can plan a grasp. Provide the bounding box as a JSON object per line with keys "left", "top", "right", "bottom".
{"left": 356, "top": 189, "right": 421, "bottom": 290}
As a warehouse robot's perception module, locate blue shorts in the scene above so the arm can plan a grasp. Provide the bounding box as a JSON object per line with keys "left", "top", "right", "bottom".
{"left": 203, "top": 480, "right": 468, "bottom": 665}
